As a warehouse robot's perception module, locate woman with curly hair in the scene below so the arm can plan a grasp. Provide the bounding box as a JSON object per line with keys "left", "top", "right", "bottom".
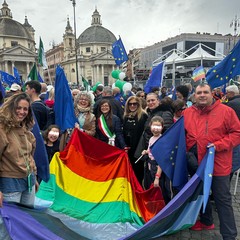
{"left": 59, "top": 92, "right": 96, "bottom": 151}
{"left": 0, "top": 92, "right": 38, "bottom": 206}
{"left": 74, "top": 92, "right": 96, "bottom": 136}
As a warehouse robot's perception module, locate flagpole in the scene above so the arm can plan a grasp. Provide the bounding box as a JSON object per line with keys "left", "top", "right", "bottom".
{"left": 172, "top": 60, "right": 175, "bottom": 87}
{"left": 47, "top": 67, "right": 53, "bottom": 85}
{"left": 70, "top": 0, "right": 79, "bottom": 87}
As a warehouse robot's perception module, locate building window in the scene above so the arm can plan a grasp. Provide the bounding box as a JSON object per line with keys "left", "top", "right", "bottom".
{"left": 86, "top": 47, "right": 90, "bottom": 53}
{"left": 11, "top": 41, "right": 18, "bottom": 47}
{"left": 104, "top": 76, "right": 108, "bottom": 86}
{"left": 101, "top": 47, "right": 106, "bottom": 52}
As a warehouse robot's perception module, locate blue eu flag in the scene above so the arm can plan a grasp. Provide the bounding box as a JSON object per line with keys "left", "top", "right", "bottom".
{"left": 13, "top": 67, "right": 22, "bottom": 85}
{"left": 38, "top": 72, "right": 44, "bottom": 83}
{"left": 0, "top": 70, "right": 16, "bottom": 86}
{"left": 112, "top": 37, "right": 128, "bottom": 66}
{"left": 54, "top": 65, "right": 76, "bottom": 132}
{"left": 31, "top": 115, "right": 50, "bottom": 182}
{"left": 151, "top": 117, "right": 188, "bottom": 188}
{"left": 201, "top": 147, "right": 214, "bottom": 213}
{"left": 0, "top": 78, "right": 5, "bottom": 99}
{"left": 206, "top": 40, "right": 240, "bottom": 89}
{"left": 144, "top": 62, "right": 165, "bottom": 94}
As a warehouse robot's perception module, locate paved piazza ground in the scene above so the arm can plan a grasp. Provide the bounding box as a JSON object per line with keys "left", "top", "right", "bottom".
{"left": 155, "top": 173, "right": 240, "bottom": 240}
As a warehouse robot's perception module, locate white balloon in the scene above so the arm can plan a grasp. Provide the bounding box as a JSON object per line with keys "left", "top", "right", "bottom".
{"left": 122, "top": 82, "right": 132, "bottom": 93}
{"left": 119, "top": 72, "right": 126, "bottom": 81}
{"left": 112, "top": 83, "right": 116, "bottom": 89}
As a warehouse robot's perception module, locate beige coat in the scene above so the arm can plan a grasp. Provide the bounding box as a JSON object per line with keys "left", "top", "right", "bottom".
{"left": 0, "top": 124, "right": 37, "bottom": 178}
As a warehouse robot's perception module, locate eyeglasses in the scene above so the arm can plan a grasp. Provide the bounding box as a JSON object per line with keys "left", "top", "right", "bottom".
{"left": 128, "top": 102, "right": 138, "bottom": 106}
{"left": 79, "top": 98, "right": 88, "bottom": 101}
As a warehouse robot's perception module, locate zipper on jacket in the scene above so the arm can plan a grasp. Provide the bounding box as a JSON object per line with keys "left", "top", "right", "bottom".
{"left": 205, "top": 120, "right": 208, "bottom": 134}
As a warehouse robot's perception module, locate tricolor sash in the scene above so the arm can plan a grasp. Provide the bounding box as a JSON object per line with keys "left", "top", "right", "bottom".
{"left": 98, "top": 115, "right": 116, "bottom": 146}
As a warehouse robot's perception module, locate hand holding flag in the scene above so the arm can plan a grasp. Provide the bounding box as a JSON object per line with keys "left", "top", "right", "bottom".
{"left": 151, "top": 116, "right": 188, "bottom": 188}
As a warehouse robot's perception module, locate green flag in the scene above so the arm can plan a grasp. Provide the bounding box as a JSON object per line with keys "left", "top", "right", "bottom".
{"left": 82, "top": 76, "right": 90, "bottom": 91}
{"left": 28, "top": 63, "right": 38, "bottom": 80}
{"left": 38, "top": 37, "right": 48, "bottom": 69}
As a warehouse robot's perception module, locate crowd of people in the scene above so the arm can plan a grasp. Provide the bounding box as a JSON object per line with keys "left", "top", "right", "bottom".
{"left": 0, "top": 80, "right": 240, "bottom": 240}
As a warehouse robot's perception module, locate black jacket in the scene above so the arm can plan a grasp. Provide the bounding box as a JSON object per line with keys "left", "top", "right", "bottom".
{"left": 123, "top": 112, "right": 148, "bottom": 159}
{"left": 224, "top": 95, "right": 240, "bottom": 120}
{"left": 96, "top": 114, "right": 126, "bottom": 149}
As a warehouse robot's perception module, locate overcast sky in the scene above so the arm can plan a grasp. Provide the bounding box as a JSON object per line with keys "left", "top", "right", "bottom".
{"left": 7, "top": 0, "right": 240, "bottom": 51}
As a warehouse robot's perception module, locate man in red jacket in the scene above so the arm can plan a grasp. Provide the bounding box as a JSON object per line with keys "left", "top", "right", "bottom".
{"left": 183, "top": 83, "right": 240, "bottom": 240}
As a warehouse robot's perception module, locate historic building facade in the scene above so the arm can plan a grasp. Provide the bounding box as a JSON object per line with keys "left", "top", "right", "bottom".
{"left": 61, "top": 9, "right": 117, "bottom": 86}
{"left": 44, "top": 42, "right": 64, "bottom": 84}
{"left": 0, "top": 0, "right": 36, "bottom": 81}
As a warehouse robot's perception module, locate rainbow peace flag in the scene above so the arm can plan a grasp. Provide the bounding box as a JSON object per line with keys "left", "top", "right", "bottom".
{"left": 35, "top": 129, "right": 165, "bottom": 239}
{"left": 192, "top": 66, "right": 206, "bottom": 82}
{"left": 0, "top": 131, "right": 214, "bottom": 240}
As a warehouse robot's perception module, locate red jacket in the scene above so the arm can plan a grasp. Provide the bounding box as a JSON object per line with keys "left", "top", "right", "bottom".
{"left": 183, "top": 100, "right": 240, "bottom": 176}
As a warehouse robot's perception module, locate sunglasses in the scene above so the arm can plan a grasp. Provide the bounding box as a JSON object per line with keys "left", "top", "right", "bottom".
{"left": 128, "top": 102, "right": 138, "bottom": 106}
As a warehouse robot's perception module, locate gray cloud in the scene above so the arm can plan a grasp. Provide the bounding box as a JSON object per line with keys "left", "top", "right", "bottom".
{"left": 5, "top": 0, "right": 240, "bottom": 51}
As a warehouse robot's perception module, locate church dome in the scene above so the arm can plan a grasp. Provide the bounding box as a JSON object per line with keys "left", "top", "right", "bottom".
{"left": 0, "top": 1, "right": 32, "bottom": 39}
{"left": 78, "top": 8, "right": 116, "bottom": 44}
{"left": 78, "top": 25, "right": 116, "bottom": 44}
{"left": 0, "top": 18, "right": 32, "bottom": 39}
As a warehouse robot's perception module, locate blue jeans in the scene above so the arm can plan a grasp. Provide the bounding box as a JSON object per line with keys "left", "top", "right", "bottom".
{"left": 232, "top": 144, "right": 240, "bottom": 173}
{"left": 200, "top": 175, "right": 237, "bottom": 240}
{"left": 3, "top": 185, "right": 35, "bottom": 207}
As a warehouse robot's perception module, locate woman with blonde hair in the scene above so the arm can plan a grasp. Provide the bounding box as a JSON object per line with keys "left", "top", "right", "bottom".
{"left": 74, "top": 92, "right": 96, "bottom": 136}
{"left": 59, "top": 92, "right": 96, "bottom": 151}
{"left": 123, "top": 96, "right": 148, "bottom": 184}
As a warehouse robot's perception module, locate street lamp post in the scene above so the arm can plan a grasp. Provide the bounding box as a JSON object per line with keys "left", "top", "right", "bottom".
{"left": 70, "top": 0, "right": 79, "bottom": 87}
{"left": 230, "top": 15, "right": 240, "bottom": 46}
